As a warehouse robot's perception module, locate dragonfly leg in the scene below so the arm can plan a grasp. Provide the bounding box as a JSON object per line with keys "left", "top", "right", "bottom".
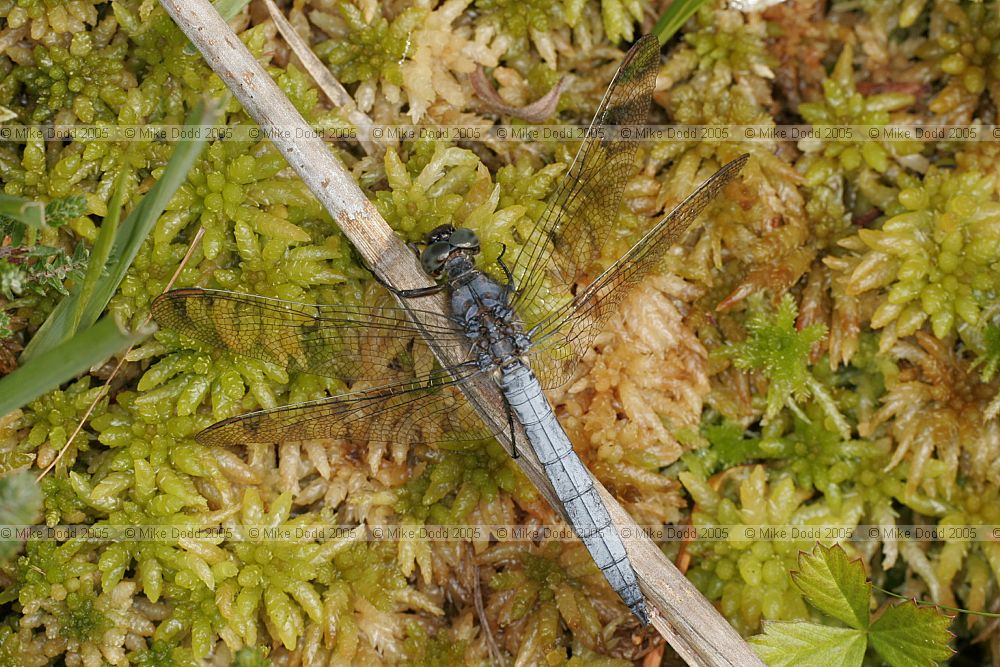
{"left": 386, "top": 283, "right": 446, "bottom": 299}
{"left": 505, "top": 398, "right": 519, "bottom": 459}
{"left": 367, "top": 263, "right": 447, "bottom": 299}
{"left": 496, "top": 243, "right": 517, "bottom": 292}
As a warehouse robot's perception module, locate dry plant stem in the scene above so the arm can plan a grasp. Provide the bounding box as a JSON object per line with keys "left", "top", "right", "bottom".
{"left": 36, "top": 227, "right": 206, "bottom": 482}
{"left": 260, "top": 0, "right": 379, "bottom": 156}
{"left": 158, "top": 1, "right": 763, "bottom": 664}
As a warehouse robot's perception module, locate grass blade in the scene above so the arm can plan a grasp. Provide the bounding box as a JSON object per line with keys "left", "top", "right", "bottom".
{"left": 0, "top": 316, "right": 145, "bottom": 417}
{"left": 69, "top": 169, "right": 128, "bottom": 334}
{"left": 79, "top": 99, "right": 218, "bottom": 329}
{"left": 20, "top": 99, "right": 218, "bottom": 361}
{"left": 652, "top": 0, "right": 712, "bottom": 45}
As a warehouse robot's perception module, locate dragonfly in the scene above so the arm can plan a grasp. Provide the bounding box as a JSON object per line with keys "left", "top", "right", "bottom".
{"left": 152, "top": 33, "right": 749, "bottom": 625}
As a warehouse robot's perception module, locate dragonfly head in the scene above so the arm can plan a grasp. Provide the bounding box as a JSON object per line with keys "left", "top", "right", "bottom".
{"left": 420, "top": 225, "right": 480, "bottom": 275}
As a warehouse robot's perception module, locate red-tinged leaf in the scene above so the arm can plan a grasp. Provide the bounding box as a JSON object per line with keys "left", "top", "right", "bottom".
{"left": 791, "top": 543, "right": 870, "bottom": 630}
{"left": 869, "top": 602, "right": 954, "bottom": 667}
{"left": 750, "top": 621, "right": 866, "bottom": 667}
{"left": 470, "top": 68, "right": 568, "bottom": 122}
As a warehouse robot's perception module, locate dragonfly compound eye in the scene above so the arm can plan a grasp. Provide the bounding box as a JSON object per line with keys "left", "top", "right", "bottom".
{"left": 420, "top": 241, "right": 451, "bottom": 274}
{"left": 449, "top": 227, "right": 480, "bottom": 251}
{"left": 425, "top": 224, "right": 455, "bottom": 245}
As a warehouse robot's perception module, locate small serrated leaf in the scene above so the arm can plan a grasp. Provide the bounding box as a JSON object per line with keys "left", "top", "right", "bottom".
{"left": 791, "top": 543, "right": 871, "bottom": 630}
{"left": 869, "top": 602, "right": 954, "bottom": 667}
{"left": 750, "top": 621, "right": 866, "bottom": 667}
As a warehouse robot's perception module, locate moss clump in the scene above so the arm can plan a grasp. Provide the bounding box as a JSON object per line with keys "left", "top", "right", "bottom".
{"left": 718, "top": 294, "right": 849, "bottom": 437}
{"left": 130, "top": 640, "right": 199, "bottom": 667}
{"left": 474, "top": 0, "right": 562, "bottom": 50}
{"left": 3, "top": 0, "right": 998, "bottom": 663}
{"left": 798, "top": 45, "right": 919, "bottom": 178}
{"left": 680, "top": 466, "right": 862, "bottom": 635}
{"left": 658, "top": 6, "right": 774, "bottom": 127}
{"left": 918, "top": 0, "right": 1000, "bottom": 120}
{"left": 401, "top": 622, "right": 466, "bottom": 666}
{"left": 395, "top": 441, "right": 521, "bottom": 524}
{"left": 316, "top": 3, "right": 423, "bottom": 87}
{"left": 842, "top": 166, "right": 1000, "bottom": 340}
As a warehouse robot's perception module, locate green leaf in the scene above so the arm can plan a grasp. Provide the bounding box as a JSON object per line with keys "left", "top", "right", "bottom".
{"left": 21, "top": 99, "right": 218, "bottom": 361}
{"left": 869, "top": 602, "right": 954, "bottom": 667}
{"left": 215, "top": 0, "right": 252, "bottom": 21}
{"left": 750, "top": 621, "right": 866, "bottom": 667}
{"left": 0, "top": 316, "right": 145, "bottom": 416}
{"left": 791, "top": 544, "right": 871, "bottom": 630}
{"left": 70, "top": 170, "right": 128, "bottom": 335}
{"left": 0, "top": 194, "right": 45, "bottom": 229}
{"left": 651, "top": 0, "right": 711, "bottom": 45}
{"left": 0, "top": 471, "right": 43, "bottom": 561}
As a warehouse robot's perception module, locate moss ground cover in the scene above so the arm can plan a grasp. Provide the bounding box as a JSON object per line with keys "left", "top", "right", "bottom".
{"left": 0, "top": 0, "right": 995, "bottom": 664}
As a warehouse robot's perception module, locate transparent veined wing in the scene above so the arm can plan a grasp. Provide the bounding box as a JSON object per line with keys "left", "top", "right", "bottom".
{"left": 151, "top": 288, "right": 470, "bottom": 386}
{"left": 152, "top": 288, "right": 499, "bottom": 446}
{"left": 526, "top": 154, "right": 751, "bottom": 389}
{"left": 195, "top": 364, "right": 498, "bottom": 446}
{"left": 510, "top": 34, "right": 660, "bottom": 330}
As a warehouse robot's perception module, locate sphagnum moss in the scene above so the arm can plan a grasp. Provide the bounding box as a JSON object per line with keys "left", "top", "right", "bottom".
{"left": 841, "top": 165, "right": 1000, "bottom": 342}
{"left": 1, "top": 0, "right": 998, "bottom": 664}
{"left": 678, "top": 465, "right": 864, "bottom": 635}
{"left": 917, "top": 0, "right": 1000, "bottom": 122}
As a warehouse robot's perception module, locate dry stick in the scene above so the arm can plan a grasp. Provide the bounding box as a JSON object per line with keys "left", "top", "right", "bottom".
{"left": 260, "top": 0, "right": 379, "bottom": 156}
{"left": 158, "top": 1, "right": 763, "bottom": 665}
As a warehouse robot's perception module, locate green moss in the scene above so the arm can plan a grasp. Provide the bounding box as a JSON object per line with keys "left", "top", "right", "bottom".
{"left": 0, "top": 472, "right": 42, "bottom": 562}
{"left": 917, "top": 0, "right": 1000, "bottom": 115}
{"left": 5, "top": 32, "right": 131, "bottom": 124}
{"left": 684, "top": 5, "right": 770, "bottom": 73}
{"left": 798, "top": 45, "right": 920, "bottom": 178}
{"left": 843, "top": 166, "right": 1000, "bottom": 339}
{"left": 230, "top": 646, "right": 271, "bottom": 667}
{"left": 679, "top": 466, "right": 863, "bottom": 634}
{"left": 475, "top": 0, "right": 563, "bottom": 50}
{"left": 926, "top": 482, "right": 1000, "bottom": 614}
{"left": 396, "top": 440, "right": 521, "bottom": 523}
{"left": 482, "top": 539, "right": 641, "bottom": 660}
{"left": 688, "top": 345, "right": 891, "bottom": 507}
{"left": 718, "top": 294, "right": 849, "bottom": 437}
{"left": 0, "top": 620, "right": 21, "bottom": 666}
{"left": 62, "top": 588, "right": 109, "bottom": 641}
{"left": 971, "top": 322, "right": 1000, "bottom": 382}
{"left": 3, "top": 0, "right": 999, "bottom": 661}
{"left": 131, "top": 640, "right": 199, "bottom": 667}
{"left": 316, "top": 3, "right": 424, "bottom": 86}
{"left": 402, "top": 622, "right": 466, "bottom": 666}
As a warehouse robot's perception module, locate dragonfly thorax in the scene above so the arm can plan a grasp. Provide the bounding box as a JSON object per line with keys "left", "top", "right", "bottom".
{"left": 448, "top": 269, "right": 530, "bottom": 371}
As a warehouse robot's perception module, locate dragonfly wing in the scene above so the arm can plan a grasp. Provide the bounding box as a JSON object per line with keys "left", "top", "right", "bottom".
{"left": 510, "top": 35, "right": 660, "bottom": 330}
{"left": 527, "top": 155, "right": 750, "bottom": 389}
{"left": 196, "top": 365, "right": 499, "bottom": 446}
{"left": 152, "top": 288, "right": 469, "bottom": 385}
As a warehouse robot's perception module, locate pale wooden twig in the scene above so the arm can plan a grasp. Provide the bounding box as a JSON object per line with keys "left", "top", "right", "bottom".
{"left": 157, "top": 1, "right": 764, "bottom": 664}
{"left": 260, "top": 0, "right": 380, "bottom": 156}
